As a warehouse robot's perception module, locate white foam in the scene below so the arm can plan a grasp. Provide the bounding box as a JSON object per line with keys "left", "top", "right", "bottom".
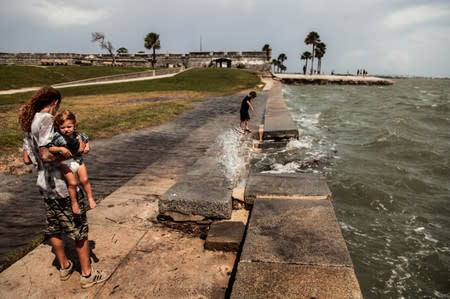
{"left": 215, "top": 129, "right": 247, "bottom": 183}
{"left": 286, "top": 137, "right": 313, "bottom": 150}
{"left": 261, "top": 162, "right": 299, "bottom": 174}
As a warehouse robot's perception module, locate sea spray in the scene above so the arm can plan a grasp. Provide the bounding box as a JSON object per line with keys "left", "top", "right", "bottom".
{"left": 215, "top": 129, "right": 252, "bottom": 185}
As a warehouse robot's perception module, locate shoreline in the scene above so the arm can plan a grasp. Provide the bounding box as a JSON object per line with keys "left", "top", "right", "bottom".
{"left": 274, "top": 73, "right": 394, "bottom": 85}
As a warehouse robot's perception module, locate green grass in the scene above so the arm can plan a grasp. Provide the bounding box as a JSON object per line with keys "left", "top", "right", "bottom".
{"left": 0, "top": 65, "right": 151, "bottom": 90}
{"left": 75, "top": 100, "right": 194, "bottom": 139}
{"left": 0, "top": 68, "right": 260, "bottom": 106}
{"left": 58, "top": 68, "right": 259, "bottom": 96}
{"left": 0, "top": 68, "right": 261, "bottom": 155}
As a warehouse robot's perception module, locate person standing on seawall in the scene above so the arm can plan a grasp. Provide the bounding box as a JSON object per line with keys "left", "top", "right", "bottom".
{"left": 18, "top": 86, "right": 110, "bottom": 289}
{"left": 239, "top": 91, "right": 257, "bottom": 133}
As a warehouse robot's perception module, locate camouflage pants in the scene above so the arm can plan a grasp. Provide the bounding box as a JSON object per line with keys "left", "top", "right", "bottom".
{"left": 44, "top": 188, "right": 89, "bottom": 241}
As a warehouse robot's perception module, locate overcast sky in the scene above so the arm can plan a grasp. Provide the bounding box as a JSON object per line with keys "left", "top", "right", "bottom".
{"left": 1, "top": 0, "right": 449, "bottom": 77}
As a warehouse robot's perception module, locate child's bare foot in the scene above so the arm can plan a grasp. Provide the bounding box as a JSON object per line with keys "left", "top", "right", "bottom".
{"left": 88, "top": 199, "right": 97, "bottom": 210}
{"left": 71, "top": 202, "right": 81, "bottom": 215}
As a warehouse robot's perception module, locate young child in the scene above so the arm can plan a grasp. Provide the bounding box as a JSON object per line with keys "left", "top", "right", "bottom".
{"left": 48, "top": 110, "right": 96, "bottom": 214}
{"left": 240, "top": 91, "right": 257, "bottom": 132}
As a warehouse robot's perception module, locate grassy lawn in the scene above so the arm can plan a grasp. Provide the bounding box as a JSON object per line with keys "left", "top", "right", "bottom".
{"left": 0, "top": 65, "right": 151, "bottom": 90}
{"left": 0, "top": 68, "right": 262, "bottom": 168}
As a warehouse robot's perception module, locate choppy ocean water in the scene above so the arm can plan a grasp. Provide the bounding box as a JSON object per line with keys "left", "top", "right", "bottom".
{"left": 251, "top": 79, "right": 450, "bottom": 298}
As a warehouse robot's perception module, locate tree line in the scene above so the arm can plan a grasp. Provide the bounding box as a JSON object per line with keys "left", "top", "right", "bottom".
{"left": 91, "top": 32, "right": 161, "bottom": 68}
{"left": 267, "top": 31, "right": 327, "bottom": 74}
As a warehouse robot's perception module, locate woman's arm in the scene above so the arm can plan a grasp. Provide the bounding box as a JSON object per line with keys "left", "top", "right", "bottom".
{"left": 48, "top": 146, "right": 72, "bottom": 159}
{"left": 23, "top": 149, "right": 32, "bottom": 165}
{"left": 39, "top": 147, "right": 60, "bottom": 163}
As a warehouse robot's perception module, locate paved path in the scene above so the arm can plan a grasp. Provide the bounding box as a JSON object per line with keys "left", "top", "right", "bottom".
{"left": 0, "top": 69, "right": 184, "bottom": 95}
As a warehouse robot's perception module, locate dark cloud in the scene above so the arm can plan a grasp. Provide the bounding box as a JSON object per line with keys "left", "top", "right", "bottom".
{"left": 0, "top": 0, "right": 449, "bottom": 77}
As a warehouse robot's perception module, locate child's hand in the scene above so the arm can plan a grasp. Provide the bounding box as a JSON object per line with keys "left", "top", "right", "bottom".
{"left": 83, "top": 142, "right": 90, "bottom": 154}
{"left": 78, "top": 137, "right": 87, "bottom": 153}
{"left": 60, "top": 148, "right": 72, "bottom": 159}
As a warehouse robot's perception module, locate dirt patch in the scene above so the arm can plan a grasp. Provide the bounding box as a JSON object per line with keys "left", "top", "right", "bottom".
{"left": 0, "top": 151, "right": 30, "bottom": 175}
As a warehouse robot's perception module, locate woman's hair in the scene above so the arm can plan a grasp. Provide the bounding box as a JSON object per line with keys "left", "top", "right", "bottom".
{"left": 18, "top": 86, "right": 61, "bottom": 132}
{"left": 249, "top": 91, "right": 257, "bottom": 98}
{"left": 54, "top": 110, "right": 77, "bottom": 129}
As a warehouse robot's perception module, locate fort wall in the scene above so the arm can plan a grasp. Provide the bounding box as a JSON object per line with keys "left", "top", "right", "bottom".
{"left": 0, "top": 51, "right": 270, "bottom": 71}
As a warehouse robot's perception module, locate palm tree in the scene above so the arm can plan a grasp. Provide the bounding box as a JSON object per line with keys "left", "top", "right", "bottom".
{"left": 304, "top": 31, "right": 320, "bottom": 74}
{"left": 144, "top": 32, "right": 161, "bottom": 68}
{"left": 300, "top": 51, "right": 312, "bottom": 74}
{"left": 271, "top": 59, "right": 279, "bottom": 73}
{"left": 315, "top": 42, "right": 326, "bottom": 74}
{"left": 262, "top": 44, "right": 272, "bottom": 61}
{"left": 277, "top": 53, "right": 287, "bottom": 73}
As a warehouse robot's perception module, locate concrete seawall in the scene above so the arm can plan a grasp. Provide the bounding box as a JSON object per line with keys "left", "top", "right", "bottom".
{"left": 229, "top": 81, "right": 363, "bottom": 298}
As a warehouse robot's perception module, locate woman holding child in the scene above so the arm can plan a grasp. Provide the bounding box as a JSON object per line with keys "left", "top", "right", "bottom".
{"left": 18, "top": 86, "right": 109, "bottom": 288}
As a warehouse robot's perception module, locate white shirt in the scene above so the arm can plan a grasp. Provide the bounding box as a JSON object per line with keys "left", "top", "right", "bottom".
{"left": 23, "top": 112, "right": 69, "bottom": 199}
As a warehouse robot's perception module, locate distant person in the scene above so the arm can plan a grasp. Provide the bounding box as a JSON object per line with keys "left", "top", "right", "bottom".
{"left": 240, "top": 91, "right": 256, "bottom": 133}
{"left": 357, "top": 69, "right": 360, "bottom": 76}
{"left": 303, "top": 65, "right": 307, "bottom": 75}
{"left": 48, "top": 110, "right": 96, "bottom": 215}
{"left": 18, "top": 86, "right": 110, "bottom": 288}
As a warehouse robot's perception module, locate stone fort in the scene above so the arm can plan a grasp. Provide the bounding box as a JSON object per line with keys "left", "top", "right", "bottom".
{"left": 0, "top": 50, "right": 271, "bottom": 72}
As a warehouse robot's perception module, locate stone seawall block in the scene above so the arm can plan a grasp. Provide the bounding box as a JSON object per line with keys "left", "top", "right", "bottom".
{"left": 263, "top": 81, "right": 299, "bottom": 140}
{"left": 231, "top": 263, "right": 363, "bottom": 299}
{"left": 159, "top": 157, "right": 233, "bottom": 220}
{"left": 244, "top": 173, "right": 331, "bottom": 204}
{"left": 230, "top": 197, "right": 362, "bottom": 298}
{"left": 159, "top": 176, "right": 232, "bottom": 220}
{"left": 240, "top": 198, "right": 352, "bottom": 266}
{"left": 205, "top": 221, "right": 246, "bottom": 251}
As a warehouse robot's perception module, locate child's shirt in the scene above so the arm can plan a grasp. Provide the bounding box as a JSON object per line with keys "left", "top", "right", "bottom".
{"left": 49, "top": 131, "right": 89, "bottom": 163}
{"left": 240, "top": 95, "right": 252, "bottom": 112}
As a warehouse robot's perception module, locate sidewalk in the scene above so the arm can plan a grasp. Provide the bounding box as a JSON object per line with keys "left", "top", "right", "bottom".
{"left": 0, "top": 68, "right": 185, "bottom": 95}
